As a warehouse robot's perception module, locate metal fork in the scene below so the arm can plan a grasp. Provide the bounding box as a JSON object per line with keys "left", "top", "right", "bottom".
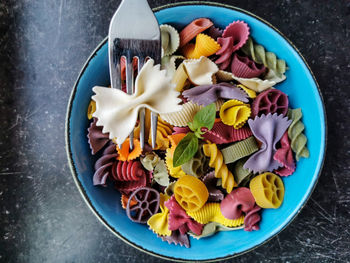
{"left": 108, "top": 0, "right": 161, "bottom": 150}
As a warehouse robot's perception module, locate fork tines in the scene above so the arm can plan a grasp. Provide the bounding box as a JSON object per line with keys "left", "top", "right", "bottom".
{"left": 111, "top": 38, "right": 161, "bottom": 150}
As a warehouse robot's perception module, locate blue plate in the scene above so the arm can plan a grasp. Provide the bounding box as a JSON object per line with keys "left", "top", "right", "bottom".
{"left": 66, "top": 2, "right": 326, "bottom": 261}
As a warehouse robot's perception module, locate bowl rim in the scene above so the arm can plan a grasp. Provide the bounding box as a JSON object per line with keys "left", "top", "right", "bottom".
{"left": 65, "top": 1, "right": 327, "bottom": 262}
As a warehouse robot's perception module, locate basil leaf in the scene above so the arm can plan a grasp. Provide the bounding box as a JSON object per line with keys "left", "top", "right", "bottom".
{"left": 173, "top": 133, "right": 198, "bottom": 167}
{"left": 193, "top": 103, "right": 216, "bottom": 131}
{"left": 188, "top": 121, "right": 196, "bottom": 132}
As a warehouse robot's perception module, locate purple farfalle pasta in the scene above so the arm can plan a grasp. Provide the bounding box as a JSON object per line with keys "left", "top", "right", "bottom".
{"left": 93, "top": 142, "right": 118, "bottom": 186}
{"left": 202, "top": 171, "right": 224, "bottom": 202}
{"left": 206, "top": 25, "right": 223, "bottom": 40}
{"left": 87, "top": 118, "right": 110, "bottom": 155}
{"left": 159, "top": 230, "right": 190, "bottom": 248}
{"left": 215, "top": 37, "right": 234, "bottom": 70}
{"left": 231, "top": 53, "right": 266, "bottom": 78}
{"left": 244, "top": 113, "right": 292, "bottom": 173}
{"left": 182, "top": 82, "right": 249, "bottom": 106}
{"left": 244, "top": 204, "right": 261, "bottom": 231}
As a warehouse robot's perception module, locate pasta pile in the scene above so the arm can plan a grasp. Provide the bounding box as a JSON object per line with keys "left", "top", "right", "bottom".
{"left": 86, "top": 18, "right": 309, "bottom": 248}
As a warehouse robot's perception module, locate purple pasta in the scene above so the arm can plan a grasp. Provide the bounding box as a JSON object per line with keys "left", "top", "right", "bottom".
{"left": 244, "top": 204, "right": 261, "bottom": 231}
{"left": 126, "top": 187, "right": 160, "bottom": 224}
{"left": 202, "top": 171, "right": 224, "bottom": 202}
{"left": 87, "top": 118, "right": 110, "bottom": 155}
{"left": 231, "top": 53, "right": 266, "bottom": 78}
{"left": 206, "top": 25, "right": 223, "bottom": 40}
{"left": 93, "top": 143, "right": 118, "bottom": 186}
{"left": 182, "top": 82, "right": 249, "bottom": 106}
{"left": 215, "top": 37, "right": 234, "bottom": 70}
{"left": 159, "top": 230, "right": 190, "bottom": 248}
{"left": 244, "top": 113, "right": 292, "bottom": 173}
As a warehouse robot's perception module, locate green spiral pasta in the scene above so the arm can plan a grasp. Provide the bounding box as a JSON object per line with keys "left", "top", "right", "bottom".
{"left": 287, "top": 108, "right": 309, "bottom": 161}
{"left": 241, "top": 37, "right": 287, "bottom": 75}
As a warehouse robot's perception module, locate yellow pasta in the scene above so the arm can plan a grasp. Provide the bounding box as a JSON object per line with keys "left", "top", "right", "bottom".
{"left": 147, "top": 193, "right": 171, "bottom": 236}
{"left": 250, "top": 172, "right": 284, "bottom": 209}
{"left": 149, "top": 118, "right": 173, "bottom": 150}
{"left": 187, "top": 203, "right": 244, "bottom": 227}
{"left": 165, "top": 148, "right": 188, "bottom": 178}
{"left": 203, "top": 143, "right": 236, "bottom": 193}
{"left": 216, "top": 70, "right": 275, "bottom": 92}
{"left": 237, "top": 84, "right": 256, "bottom": 99}
{"left": 87, "top": 100, "right": 96, "bottom": 120}
{"left": 219, "top": 100, "right": 251, "bottom": 129}
{"left": 182, "top": 34, "right": 221, "bottom": 59}
{"left": 160, "top": 100, "right": 224, "bottom": 127}
{"left": 172, "top": 63, "right": 189, "bottom": 92}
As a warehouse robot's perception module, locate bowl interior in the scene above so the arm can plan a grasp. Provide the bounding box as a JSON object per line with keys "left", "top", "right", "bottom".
{"left": 66, "top": 4, "right": 325, "bottom": 261}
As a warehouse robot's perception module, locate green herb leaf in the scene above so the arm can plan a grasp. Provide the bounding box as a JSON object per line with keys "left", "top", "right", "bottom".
{"left": 173, "top": 132, "right": 198, "bottom": 167}
{"left": 188, "top": 121, "right": 196, "bottom": 132}
{"left": 193, "top": 103, "right": 216, "bottom": 131}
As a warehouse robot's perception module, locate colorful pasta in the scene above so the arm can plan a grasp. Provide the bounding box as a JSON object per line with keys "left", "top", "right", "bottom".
{"left": 230, "top": 53, "right": 266, "bottom": 78}
{"left": 160, "top": 24, "right": 180, "bottom": 57}
{"left": 147, "top": 193, "right": 171, "bottom": 236}
{"left": 182, "top": 33, "right": 221, "bottom": 59}
{"left": 183, "top": 56, "right": 218, "bottom": 85}
{"left": 216, "top": 69, "right": 276, "bottom": 92}
{"left": 251, "top": 89, "right": 289, "bottom": 118}
{"left": 181, "top": 143, "right": 208, "bottom": 178}
{"left": 182, "top": 82, "right": 249, "bottom": 106}
{"left": 87, "top": 16, "right": 310, "bottom": 247}
{"left": 221, "top": 136, "right": 259, "bottom": 164}
{"left": 207, "top": 25, "right": 223, "bottom": 40}
{"left": 187, "top": 203, "right": 245, "bottom": 227}
{"left": 249, "top": 172, "right": 285, "bottom": 209}
{"left": 165, "top": 148, "right": 188, "bottom": 178}
{"left": 117, "top": 138, "right": 142, "bottom": 161}
{"left": 241, "top": 37, "right": 287, "bottom": 75}
{"left": 274, "top": 131, "right": 296, "bottom": 177}
{"left": 215, "top": 37, "right": 234, "bottom": 70}
{"left": 219, "top": 99, "right": 251, "bottom": 129}
{"left": 287, "top": 108, "right": 310, "bottom": 161}
{"left": 202, "top": 121, "right": 253, "bottom": 144}
{"left": 160, "top": 100, "right": 223, "bottom": 127}
{"left": 87, "top": 118, "right": 110, "bottom": 155}
{"left": 244, "top": 113, "right": 292, "bottom": 173}
{"left": 222, "top": 20, "right": 250, "bottom": 52}
{"left": 93, "top": 143, "right": 118, "bottom": 186}
{"left": 87, "top": 100, "right": 96, "bottom": 120}
{"left": 179, "top": 18, "right": 213, "bottom": 47}
{"left": 203, "top": 143, "right": 236, "bottom": 193}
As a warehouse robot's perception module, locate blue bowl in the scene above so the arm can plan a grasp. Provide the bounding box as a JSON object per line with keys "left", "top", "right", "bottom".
{"left": 66, "top": 2, "right": 326, "bottom": 261}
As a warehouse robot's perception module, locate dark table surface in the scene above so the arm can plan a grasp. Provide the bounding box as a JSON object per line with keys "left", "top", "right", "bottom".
{"left": 0, "top": 0, "right": 349, "bottom": 262}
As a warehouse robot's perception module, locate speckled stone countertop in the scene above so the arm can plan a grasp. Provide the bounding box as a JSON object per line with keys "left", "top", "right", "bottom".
{"left": 0, "top": 0, "right": 349, "bottom": 262}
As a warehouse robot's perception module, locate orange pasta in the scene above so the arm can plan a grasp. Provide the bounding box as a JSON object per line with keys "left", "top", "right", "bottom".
{"left": 182, "top": 34, "right": 221, "bottom": 59}
{"left": 121, "top": 194, "right": 138, "bottom": 209}
{"left": 117, "top": 138, "right": 142, "bottom": 161}
{"left": 179, "top": 18, "right": 213, "bottom": 47}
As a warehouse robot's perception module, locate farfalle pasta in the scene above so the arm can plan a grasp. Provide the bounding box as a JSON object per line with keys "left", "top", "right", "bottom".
{"left": 87, "top": 17, "right": 309, "bottom": 248}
